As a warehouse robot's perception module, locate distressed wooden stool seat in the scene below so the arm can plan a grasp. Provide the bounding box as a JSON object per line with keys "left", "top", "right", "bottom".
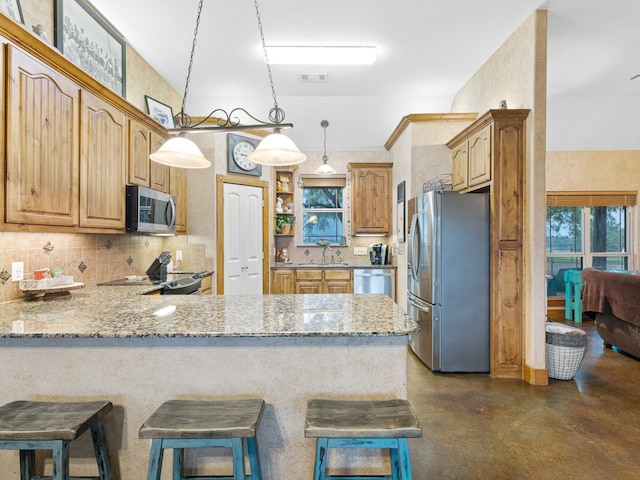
{"left": 0, "top": 400, "right": 115, "bottom": 480}
{"left": 138, "top": 399, "right": 265, "bottom": 480}
{"left": 304, "top": 399, "right": 421, "bottom": 480}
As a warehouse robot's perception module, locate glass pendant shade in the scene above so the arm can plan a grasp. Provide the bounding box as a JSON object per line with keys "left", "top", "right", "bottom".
{"left": 150, "top": 137, "right": 211, "bottom": 169}
{"left": 249, "top": 130, "right": 307, "bottom": 166}
{"left": 315, "top": 157, "right": 336, "bottom": 175}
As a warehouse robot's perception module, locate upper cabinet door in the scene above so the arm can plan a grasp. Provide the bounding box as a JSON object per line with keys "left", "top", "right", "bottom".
{"left": 80, "top": 91, "right": 127, "bottom": 229}
{"left": 128, "top": 118, "right": 151, "bottom": 187}
{"left": 349, "top": 163, "right": 393, "bottom": 236}
{"left": 5, "top": 46, "right": 80, "bottom": 226}
{"left": 150, "top": 132, "right": 169, "bottom": 193}
{"left": 169, "top": 165, "right": 187, "bottom": 232}
{"left": 467, "top": 124, "right": 492, "bottom": 188}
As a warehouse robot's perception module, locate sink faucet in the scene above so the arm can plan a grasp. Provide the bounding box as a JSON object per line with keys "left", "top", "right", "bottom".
{"left": 322, "top": 245, "right": 332, "bottom": 265}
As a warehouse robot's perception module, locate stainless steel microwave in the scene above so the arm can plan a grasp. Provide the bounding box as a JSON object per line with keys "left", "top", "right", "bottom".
{"left": 126, "top": 185, "right": 177, "bottom": 234}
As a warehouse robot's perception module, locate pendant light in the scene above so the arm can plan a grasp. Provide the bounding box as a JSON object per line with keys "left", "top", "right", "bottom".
{"left": 150, "top": 0, "right": 305, "bottom": 168}
{"left": 314, "top": 120, "right": 336, "bottom": 175}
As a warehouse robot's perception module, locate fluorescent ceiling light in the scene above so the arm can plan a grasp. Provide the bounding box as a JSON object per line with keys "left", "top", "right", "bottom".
{"left": 266, "top": 46, "right": 377, "bottom": 65}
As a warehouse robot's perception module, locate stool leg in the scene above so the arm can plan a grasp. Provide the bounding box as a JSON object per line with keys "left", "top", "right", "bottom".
{"left": 19, "top": 450, "right": 35, "bottom": 480}
{"left": 91, "top": 419, "right": 115, "bottom": 480}
{"left": 397, "top": 438, "right": 412, "bottom": 480}
{"left": 246, "top": 437, "right": 262, "bottom": 480}
{"left": 390, "top": 446, "right": 400, "bottom": 480}
{"left": 52, "top": 440, "right": 70, "bottom": 480}
{"left": 312, "top": 438, "right": 329, "bottom": 480}
{"left": 231, "top": 437, "right": 246, "bottom": 480}
{"left": 147, "top": 439, "right": 164, "bottom": 480}
{"left": 173, "top": 448, "right": 184, "bottom": 480}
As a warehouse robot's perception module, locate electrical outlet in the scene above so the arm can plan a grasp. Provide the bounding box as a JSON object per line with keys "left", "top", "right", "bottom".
{"left": 176, "top": 250, "right": 183, "bottom": 261}
{"left": 12, "top": 262, "right": 24, "bottom": 282}
{"left": 353, "top": 247, "right": 367, "bottom": 256}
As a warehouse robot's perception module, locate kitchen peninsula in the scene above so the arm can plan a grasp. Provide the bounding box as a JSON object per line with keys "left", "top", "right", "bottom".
{"left": 0, "top": 287, "right": 417, "bottom": 479}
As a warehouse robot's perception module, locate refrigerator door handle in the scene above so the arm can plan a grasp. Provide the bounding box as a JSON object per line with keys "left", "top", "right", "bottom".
{"left": 408, "top": 292, "right": 431, "bottom": 312}
{"left": 408, "top": 213, "right": 420, "bottom": 282}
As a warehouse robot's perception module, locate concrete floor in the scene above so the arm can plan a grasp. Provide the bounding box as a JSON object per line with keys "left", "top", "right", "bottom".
{"left": 407, "top": 319, "right": 640, "bottom": 479}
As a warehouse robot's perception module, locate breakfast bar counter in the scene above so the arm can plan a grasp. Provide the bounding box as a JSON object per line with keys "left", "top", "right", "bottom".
{"left": 0, "top": 289, "right": 417, "bottom": 479}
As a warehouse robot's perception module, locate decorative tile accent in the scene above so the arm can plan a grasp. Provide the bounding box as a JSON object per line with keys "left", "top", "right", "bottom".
{"left": 0, "top": 268, "right": 10, "bottom": 285}
{"left": 105, "top": 240, "right": 112, "bottom": 250}
{"left": 335, "top": 249, "right": 342, "bottom": 256}
{"left": 42, "top": 241, "right": 54, "bottom": 254}
{"left": 304, "top": 249, "right": 311, "bottom": 256}
{"left": 78, "top": 261, "right": 87, "bottom": 273}
{"left": 127, "top": 256, "right": 133, "bottom": 266}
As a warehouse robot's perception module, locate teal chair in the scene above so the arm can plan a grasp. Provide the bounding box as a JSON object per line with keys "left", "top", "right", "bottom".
{"left": 564, "top": 269, "right": 583, "bottom": 322}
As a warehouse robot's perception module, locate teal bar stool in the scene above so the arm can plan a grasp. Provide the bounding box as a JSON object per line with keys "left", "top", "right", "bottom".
{"left": 304, "top": 399, "right": 421, "bottom": 480}
{"left": 139, "top": 399, "right": 264, "bottom": 480}
{"left": 0, "top": 400, "right": 115, "bottom": 480}
{"left": 564, "top": 269, "right": 583, "bottom": 322}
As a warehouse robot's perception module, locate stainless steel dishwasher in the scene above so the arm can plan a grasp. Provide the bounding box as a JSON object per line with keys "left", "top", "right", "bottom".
{"left": 353, "top": 268, "right": 395, "bottom": 300}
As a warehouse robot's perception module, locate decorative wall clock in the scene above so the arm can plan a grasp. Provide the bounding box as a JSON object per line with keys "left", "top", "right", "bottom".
{"left": 227, "top": 134, "right": 262, "bottom": 176}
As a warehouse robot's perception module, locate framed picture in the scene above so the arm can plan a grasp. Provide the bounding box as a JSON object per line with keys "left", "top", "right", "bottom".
{"left": 397, "top": 181, "right": 406, "bottom": 243}
{"left": 54, "top": 0, "right": 126, "bottom": 96}
{"left": 0, "top": 0, "right": 23, "bottom": 23}
{"left": 144, "top": 95, "right": 176, "bottom": 129}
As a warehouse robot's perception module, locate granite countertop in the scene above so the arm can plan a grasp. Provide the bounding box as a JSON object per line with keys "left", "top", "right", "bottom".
{"left": 272, "top": 263, "right": 397, "bottom": 269}
{"left": 0, "top": 286, "right": 417, "bottom": 339}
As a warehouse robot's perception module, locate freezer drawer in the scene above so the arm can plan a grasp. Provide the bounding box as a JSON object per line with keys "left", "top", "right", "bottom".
{"left": 407, "top": 292, "right": 440, "bottom": 371}
{"left": 353, "top": 269, "right": 395, "bottom": 300}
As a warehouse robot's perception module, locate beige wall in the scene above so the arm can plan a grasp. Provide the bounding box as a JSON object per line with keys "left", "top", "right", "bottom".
{"left": 18, "top": 0, "right": 182, "bottom": 112}
{"left": 547, "top": 150, "right": 640, "bottom": 267}
{"left": 450, "top": 10, "right": 548, "bottom": 371}
{"left": 388, "top": 117, "right": 475, "bottom": 311}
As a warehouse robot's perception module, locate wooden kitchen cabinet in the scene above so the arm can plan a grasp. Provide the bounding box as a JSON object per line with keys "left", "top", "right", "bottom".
{"left": 324, "top": 269, "right": 353, "bottom": 294}
{"left": 128, "top": 122, "right": 170, "bottom": 193}
{"left": 348, "top": 163, "right": 392, "bottom": 236}
{"left": 447, "top": 109, "right": 529, "bottom": 379}
{"left": 80, "top": 91, "right": 127, "bottom": 229}
{"left": 295, "top": 269, "right": 323, "bottom": 294}
{"left": 271, "top": 268, "right": 295, "bottom": 294}
{"left": 170, "top": 165, "right": 188, "bottom": 232}
{"left": 449, "top": 124, "right": 491, "bottom": 192}
{"left": 128, "top": 118, "right": 151, "bottom": 187}
{"left": 5, "top": 45, "right": 80, "bottom": 226}
{"left": 293, "top": 268, "right": 352, "bottom": 294}
{"left": 200, "top": 273, "right": 213, "bottom": 295}
{"left": 150, "top": 132, "right": 169, "bottom": 193}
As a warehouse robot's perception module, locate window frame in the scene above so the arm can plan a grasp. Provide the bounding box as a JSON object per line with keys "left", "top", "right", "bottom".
{"left": 545, "top": 192, "right": 637, "bottom": 294}
{"left": 300, "top": 176, "right": 346, "bottom": 246}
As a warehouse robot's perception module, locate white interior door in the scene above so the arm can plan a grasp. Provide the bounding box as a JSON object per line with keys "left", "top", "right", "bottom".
{"left": 223, "top": 183, "right": 263, "bottom": 294}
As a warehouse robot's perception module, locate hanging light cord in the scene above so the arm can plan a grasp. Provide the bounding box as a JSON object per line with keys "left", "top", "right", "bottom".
{"left": 254, "top": 0, "right": 285, "bottom": 125}
{"left": 322, "top": 120, "right": 329, "bottom": 163}
{"left": 170, "top": 0, "right": 291, "bottom": 132}
{"left": 175, "top": 0, "right": 204, "bottom": 128}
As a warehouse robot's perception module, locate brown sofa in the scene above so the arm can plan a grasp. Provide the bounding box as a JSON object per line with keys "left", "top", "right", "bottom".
{"left": 581, "top": 268, "right": 640, "bottom": 358}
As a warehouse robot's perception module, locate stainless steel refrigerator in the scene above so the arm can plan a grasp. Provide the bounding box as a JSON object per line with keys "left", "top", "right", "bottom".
{"left": 407, "top": 190, "right": 490, "bottom": 372}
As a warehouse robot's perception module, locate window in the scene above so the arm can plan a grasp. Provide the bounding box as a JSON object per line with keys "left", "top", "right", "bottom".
{"left": 301, "top": 177, "right": 346, "bottom": 245}
{"left": 546, "top": 193, "right": 636, "bottom": 295}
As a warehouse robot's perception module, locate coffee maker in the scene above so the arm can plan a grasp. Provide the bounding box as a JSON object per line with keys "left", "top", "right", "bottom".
{"left": 369, "top": 243, "right": 388, "bottom": 265}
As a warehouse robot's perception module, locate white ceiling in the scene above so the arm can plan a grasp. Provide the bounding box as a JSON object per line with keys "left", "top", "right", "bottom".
{"left": 89, "top": 0, "right": 640, "bottom": 153}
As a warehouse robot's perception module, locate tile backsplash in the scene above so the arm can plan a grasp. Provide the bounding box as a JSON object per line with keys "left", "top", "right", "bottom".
{"left": 0, "top": 232, "right": 212, "bottom": 303}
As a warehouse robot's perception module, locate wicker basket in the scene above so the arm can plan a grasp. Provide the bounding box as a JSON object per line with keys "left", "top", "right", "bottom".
{"left": 545, "top": 322, "right": 587, "bottom": 380}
